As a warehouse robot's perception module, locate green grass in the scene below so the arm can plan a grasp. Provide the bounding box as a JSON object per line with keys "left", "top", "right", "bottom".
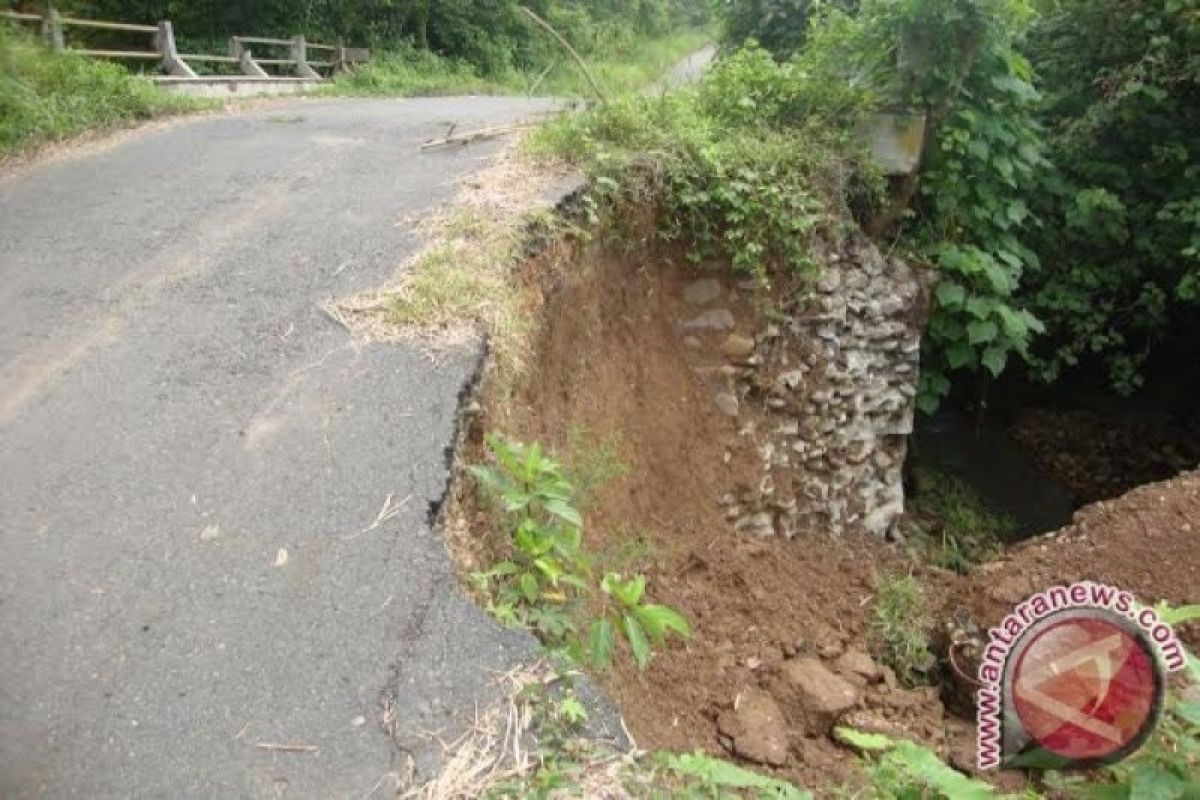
{"left": 325, "top": 28, "right": 712, "bottom": 99}
{"left": 906, "top": 465, "right": 1017, "bottom": 574}
{"left": 868, "top": 574, "right": 934, "bottom": 687}
{"left": 0, "top": 23, "right": 203, "bottom": 159}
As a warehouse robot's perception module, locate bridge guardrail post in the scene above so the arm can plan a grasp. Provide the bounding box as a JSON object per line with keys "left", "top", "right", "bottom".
{"left": 155, "top": 20, "right": 196, "bottom": 77}
{"left": 42, "top": 7, "right": 65, "bottom": 52}
{"left": 289, "top": 34, "right": 320, "bottom": 79}
{"left": 230, "top": 36, "right": 268, "bottom": 77}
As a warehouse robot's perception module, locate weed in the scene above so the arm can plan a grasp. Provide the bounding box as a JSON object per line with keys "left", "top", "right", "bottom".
{"left": 583, "top": 572, "right": 690, "bottom": 671}
{"left": 647, "top": 750, "right": 812, "bottom": 799}
{"left": 469, "top": 434, "right": 589, "bottom": 642}
{"left": 906, "top": 466, "right": 1016, "bottom": 573}
{"left": 470, "top": 434, "right": 688, "bottom": 672}
{"left": 868, "top": 574, "right": 934, "bottom": 686}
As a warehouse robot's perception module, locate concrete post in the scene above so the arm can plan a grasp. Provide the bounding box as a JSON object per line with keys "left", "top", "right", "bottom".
{"left": 289, "top": 35, "right": 320, "bottom": 79}
{"left": 230, "top": 37, "right": 268, "bottom": 77}
{"left": 42, "top": 8, "right": 64, "bottom": 52}
{"left": 155, "top": 20, "right": 197, "bottom": 77}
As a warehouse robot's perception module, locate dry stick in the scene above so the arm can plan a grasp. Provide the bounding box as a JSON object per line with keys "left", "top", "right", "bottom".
{"left": 420, "top": 123, "right": 534, "bottom": 150}
{"left": 527, "top": 57, "right": 558, "bottom": 96}
{"left": 517, "top": 6, "right": 606, "bottom": 104}
{"left": 254, "top": 743, "right": 319, "bottom": 753}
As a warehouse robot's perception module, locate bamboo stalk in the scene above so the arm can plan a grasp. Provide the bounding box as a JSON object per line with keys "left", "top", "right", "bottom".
{"left": 516, "top": 6, "right": 606, "bottom": 104}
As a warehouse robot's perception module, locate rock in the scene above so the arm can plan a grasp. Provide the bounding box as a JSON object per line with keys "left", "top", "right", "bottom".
{"left": 777, "top": 370, "right": 805, "bottom": 390}
{"left": 781, "top": 657, "right": 861, "bottom": 736}
{"left": 734, "top": 511, "right": 775, "bottom": 537}
{"left": 816, "top": 271, "right": 841, "bottom": 294}
{"left": 714, "top": 391, "right": 740, "bottom": 417}
{"left": 717, "top": 689, "right": 790, "bottom": 766}
{"left": 684, "top": 278, "right": 722, "bottom": 305}
{"left": 834, "top": 649, "right": 881, "bottom": 684}
{"left": 682, "top": 309, "right": 735, "bottom": 331}
{"left": 683, "top": 335, "right": 702, "bottom": 349}
{"left": 720, "top": 333, "right": 757, "bottom": 359}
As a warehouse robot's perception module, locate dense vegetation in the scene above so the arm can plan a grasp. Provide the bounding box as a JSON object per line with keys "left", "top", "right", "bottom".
{"left": 541, "top": 0, "right": 1199, "bottom": 410}
{"left": 0, "top": 23, "right": 198, "bottom": 157}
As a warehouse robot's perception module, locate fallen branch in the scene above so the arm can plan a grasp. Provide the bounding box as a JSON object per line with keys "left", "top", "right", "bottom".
{"left": 254, "top": 742, "right": 320, "bottom": 753}
{"left": 420, "top": 123, "right": 534, "bottom": 150}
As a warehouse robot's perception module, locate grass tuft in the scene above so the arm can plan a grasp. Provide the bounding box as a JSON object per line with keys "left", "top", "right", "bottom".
{"left": 868, "top": 574, "right": 934, "bottom": 687}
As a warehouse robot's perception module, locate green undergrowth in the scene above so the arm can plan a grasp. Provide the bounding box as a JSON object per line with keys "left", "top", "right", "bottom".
{"left": 528, "top": 41, "right": 882, "bottom": 283}
{"left": 0, "top": 23, "right": 203, "bottom": 159}
{"left": 325, "top": 28, "right": 712, "bottom": 99}
{"left": 905, "top": 465, "right": 1017, "bottom": 573}
{"left": 469, "top": 434, "right": 689, "bottom": 673}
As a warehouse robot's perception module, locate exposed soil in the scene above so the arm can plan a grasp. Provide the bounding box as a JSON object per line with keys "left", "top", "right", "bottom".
{"left": 450, "top": 236, "right": 1200, "bottom": 794}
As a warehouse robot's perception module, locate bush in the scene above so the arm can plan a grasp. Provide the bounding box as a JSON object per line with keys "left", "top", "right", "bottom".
{"left": 326, "top": 43, "right": 497, "bottom": 97}
{"left": 0, "top": 23, "right": 199, "bottom": 157}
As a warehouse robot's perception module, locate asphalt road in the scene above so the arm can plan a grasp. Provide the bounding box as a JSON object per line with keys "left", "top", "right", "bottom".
{"left": 0, "top": 96, "right": 576, "bottom": 798}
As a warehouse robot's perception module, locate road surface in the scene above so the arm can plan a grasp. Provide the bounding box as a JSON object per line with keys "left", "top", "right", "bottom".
{"left": 0, "top": 97, "right": 574, "bottom": 798}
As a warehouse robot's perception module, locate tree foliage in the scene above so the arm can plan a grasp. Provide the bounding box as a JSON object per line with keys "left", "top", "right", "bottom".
{"left": 1020, "top": 0, "right": 1200, "bottom": 394}
{"left": 718, "top": 0, "right": 1200, "bottom": 405}
{"left": 37, "top": 0, "right": 710, "bottom": 74}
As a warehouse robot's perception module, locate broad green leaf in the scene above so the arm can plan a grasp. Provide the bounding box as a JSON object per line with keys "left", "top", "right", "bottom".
{"left": 1158, "top": 604, "right": 1200, "bottom": 625}
{"left": 634, "top": 604, "right": 690, "bottom": 644}
{"left": 965, "top": 296, "right": 998, "bottom": 319}
{"left": 542, "top": 498, "right": 582, "bottom": 527}
{"left": 586, "top": 617, "right": 615, "bottom": 669}
{"left": 623, "top": 612, "right": 652, "bottom": 670}
{"left": 982, "top": 346, "right": 1008, "bottom": 376}
{"left": 833, "top": 727, "right": 894, "bottom": 752}
{"left": 936, "top": 282, "right": 966, "bottom": 308}
{"left": 518, "top": 573, "right": 538, "bottom": 603}
{"left": 1128, "top": 763, "right": 1190, "bottom": 800}
{"left": 946, "top": 342, "right": 974, "bottom": 369}
{"left": 893, "top": 741, "right": 996, "bottom": 799}
{"left": 967, "top": 319, "right": 999, "bottom": 345}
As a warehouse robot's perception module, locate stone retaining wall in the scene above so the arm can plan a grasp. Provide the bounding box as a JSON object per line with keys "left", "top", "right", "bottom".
{"left": 681, "top": 232, "right": 932, "bottom": 537}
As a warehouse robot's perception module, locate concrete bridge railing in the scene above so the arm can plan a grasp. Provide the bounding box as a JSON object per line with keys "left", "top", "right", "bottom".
{"left": 0, "top": 7, "right": 368, "bottom": 90}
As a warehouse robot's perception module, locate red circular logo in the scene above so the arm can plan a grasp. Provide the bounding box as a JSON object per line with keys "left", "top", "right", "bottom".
{"left": 1009, "top": 612, "right": 1162, "bottom": 763}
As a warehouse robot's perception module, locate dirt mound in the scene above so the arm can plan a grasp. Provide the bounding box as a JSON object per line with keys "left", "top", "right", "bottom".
{"left": 951, "top": 469, "right": 1200, "bottom": 642}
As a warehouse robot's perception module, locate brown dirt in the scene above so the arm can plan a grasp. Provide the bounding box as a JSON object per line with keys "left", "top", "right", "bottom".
{"left": 451, "top": 237, "right": 1200, "bottom": 794}
{"left": 950, "top": 470, "right": 1200, "bottom": 646}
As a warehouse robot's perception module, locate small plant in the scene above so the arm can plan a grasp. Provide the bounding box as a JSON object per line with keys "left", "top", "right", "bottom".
{"left": 583, "top": 573, "right": 690, "bottom": 671}
{"left": 471, "top": 434, "right": 689, "bottom": 672}
{"left": 868, "top": 574, "right": 934, "bottom": 686}
{"left": 469, "top": 434, "right": 590, "bottom": 642}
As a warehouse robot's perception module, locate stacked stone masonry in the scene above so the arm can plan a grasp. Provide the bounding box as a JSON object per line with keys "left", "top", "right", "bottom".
{"left": 681, "top": 232, "right": 932, "bottom": 537}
